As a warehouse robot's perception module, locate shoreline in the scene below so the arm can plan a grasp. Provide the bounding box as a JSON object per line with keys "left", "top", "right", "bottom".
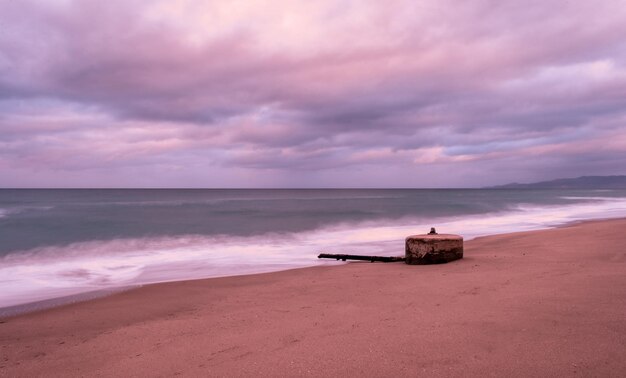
{"left": 2, "top": 215, "right": 624, "bottom": 318}
{"left": 2, "top": 218, "right": 626, "bottom": 376}
{"left": 0, "top": 286, "right": 140, "bottom": 319}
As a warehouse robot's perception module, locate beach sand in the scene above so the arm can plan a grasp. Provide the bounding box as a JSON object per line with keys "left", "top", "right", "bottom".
{"left": 1, "top": 218, "right": 626, "bottom": 377}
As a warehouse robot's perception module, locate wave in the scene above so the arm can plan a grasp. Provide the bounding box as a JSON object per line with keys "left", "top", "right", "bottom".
{"left": 0, "top": 205, "right": 54, "bottom": 217}
{"left": 0, "top": 233, "right": 318, "bottom": 308}
{"left": 2, "top": 195, "right": 626, "bottom": 308}
{"left": 560, "top": 196, "right": 624, "bottom": 201}
{"left": 67, "top": 195, "right": 404, "bottom": 208}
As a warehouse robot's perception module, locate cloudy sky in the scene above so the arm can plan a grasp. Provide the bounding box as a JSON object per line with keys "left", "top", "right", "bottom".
{"left": 1, "top": 0, "right": 625, "bottom": 188}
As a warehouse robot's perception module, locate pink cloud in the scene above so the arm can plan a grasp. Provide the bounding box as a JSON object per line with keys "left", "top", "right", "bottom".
{"left": 0, "top": 0, "right": 625, "bottom": 187}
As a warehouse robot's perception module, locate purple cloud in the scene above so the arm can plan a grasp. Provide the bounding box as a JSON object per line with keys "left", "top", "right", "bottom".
{"left": 1, "top": 0, "right": 625, "bottom": 187}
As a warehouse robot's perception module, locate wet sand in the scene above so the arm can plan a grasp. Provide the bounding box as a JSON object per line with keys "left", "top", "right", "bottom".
{"left": 2, "top": 218, "right": 626, "bottom": 377}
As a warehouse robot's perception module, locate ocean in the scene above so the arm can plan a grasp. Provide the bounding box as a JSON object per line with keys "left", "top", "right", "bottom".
{"left": 2, "top": 188, "right": 626, "bottom": 311}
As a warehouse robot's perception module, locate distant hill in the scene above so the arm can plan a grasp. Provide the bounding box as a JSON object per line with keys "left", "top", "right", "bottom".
{"left": 489, "top": 175, "right": 626, "bottom": 189}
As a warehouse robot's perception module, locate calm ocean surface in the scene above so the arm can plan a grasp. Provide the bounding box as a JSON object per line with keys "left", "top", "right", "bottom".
{"left": 2, "top": 188, "right": 626, "bottom": 309}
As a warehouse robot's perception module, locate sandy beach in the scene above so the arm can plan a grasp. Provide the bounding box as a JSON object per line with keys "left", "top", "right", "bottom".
{"left": 1, "top": 218, "right": 626, "bottom": 377}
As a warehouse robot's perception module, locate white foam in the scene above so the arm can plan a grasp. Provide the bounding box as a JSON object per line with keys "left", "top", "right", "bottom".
{"left": 2, "top": 196, "right": 626, "bottom": 308}
{"left": 560, "top": 196, "right": 622, "bottom": 201}
{"left": 0, "top": 205, "right": 53, "bottom": 218}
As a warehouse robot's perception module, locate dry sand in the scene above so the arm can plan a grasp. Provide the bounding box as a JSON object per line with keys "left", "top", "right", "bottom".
{"left": 1, "top": 218, "right": 626, "bottom": 377}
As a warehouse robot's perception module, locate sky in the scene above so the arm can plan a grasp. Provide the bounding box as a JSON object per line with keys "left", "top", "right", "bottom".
{"left": 1, "top": 0, "right": 625, "bottom": 188}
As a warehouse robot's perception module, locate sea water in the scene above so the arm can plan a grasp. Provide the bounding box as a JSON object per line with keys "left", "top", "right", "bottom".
{"left": 2, "top": 188, "right": 626, "bottom": 310}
